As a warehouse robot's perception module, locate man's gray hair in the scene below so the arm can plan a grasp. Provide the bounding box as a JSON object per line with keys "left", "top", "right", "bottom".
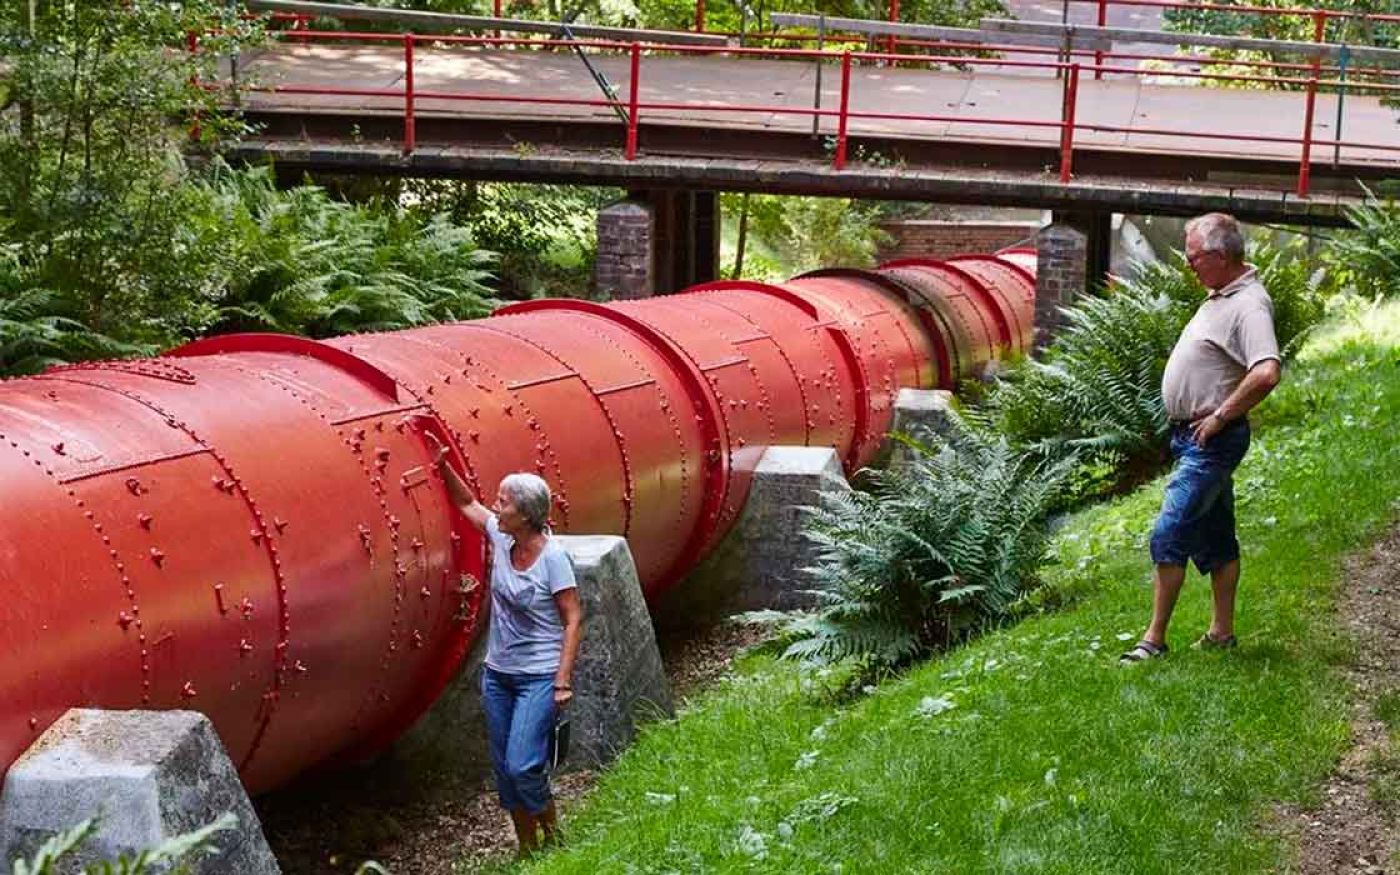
{"left": 1185, "top": 212, "right": 1246, "bottom": 264}
{"left": 500, "top": 472, "right": 552, "bottom": 532}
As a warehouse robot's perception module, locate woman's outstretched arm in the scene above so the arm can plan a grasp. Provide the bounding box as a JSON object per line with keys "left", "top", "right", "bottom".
{"left": 421, "top": 428, "right": 492, "bottom": 532}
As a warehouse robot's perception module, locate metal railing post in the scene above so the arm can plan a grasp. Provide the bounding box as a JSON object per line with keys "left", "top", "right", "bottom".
{"left": 811, "top": 14, "right": 826, "bottom": 138}
{"left": 1094, "top": 0, "right": 1107, "bottom": 80}
{"left": 1296, "top": 10, "right": 1325, "bottom": 196}
{"left": 835, "top": 50, "right": 851, "bottom": 170}
{"left": 1059, "top": 62, "right": 1080, "bottom": 183}
{"left": 887, "top": 0, "right": 899, "bottom": 55}
{"left": 1333, "top": 44, "right": 1349, "bottom": 169}
{"left": 403, "top": 32, "right": 416, "bottom": 155}
{"left": 626, "top": 42, "right": 641, "bottom": 160}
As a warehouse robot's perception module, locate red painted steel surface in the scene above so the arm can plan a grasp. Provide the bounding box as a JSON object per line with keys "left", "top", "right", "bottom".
{"left": 0, "top": 252, "right": 1034, "bottom": 794}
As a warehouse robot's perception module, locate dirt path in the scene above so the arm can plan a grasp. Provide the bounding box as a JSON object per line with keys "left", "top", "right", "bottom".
{"left": 1276, "top": 523, "right": 1400, "bottom": 874}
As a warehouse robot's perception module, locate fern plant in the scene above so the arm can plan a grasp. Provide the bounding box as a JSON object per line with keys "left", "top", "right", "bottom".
{"left": 970, "top": 259, "right": 1193, "bottom": 494}
{"left": 190, "top": 163, "right": 498, "bottom": 339}
{"left": 1330, "top": 188, "right": 1400, "bottom": 300}
{"left": 0, "top": 249, "right": 149, "bottom": 377}
{"left": 754, "top": 420, "right": 1076, "bottom": 675}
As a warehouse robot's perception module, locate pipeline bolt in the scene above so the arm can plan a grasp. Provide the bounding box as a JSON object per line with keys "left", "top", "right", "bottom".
{"left": 239, "top": 639, "right": 253, "bottom": 654}
{"left": 273, "top": 517, "right": 289, "bottom": 533}
{"left": 117, "top": 612, "right": 134, "bottom": 630}
{"left": 250, "top": 529, "right": 263, "bottom": 545}
{"left": 149, "top": 548, "right": 165, "bottom": 567}
{"left": 240, "top": 597, "right": 254, "bottom": 618}
{"left": 125, "top": 477, "right": 144, "bottom": 495}
{"left": 51, "top": 441, "right": 65, "bottom": 455}
{"left": 180, "top": 682, "right": 197, "bottom": 699}
{"left": 420, "top": 585, "right": 432, "bottom": 599}
{"left": 138, "top": 513, "right": 153, "bottom": 530}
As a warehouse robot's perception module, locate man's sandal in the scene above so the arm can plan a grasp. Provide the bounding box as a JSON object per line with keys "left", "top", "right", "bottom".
{"left": 1191, "top": 632, "right": 1238, "bottom": 650}
{"left": 1119, "top": 640, "right": 1168, "bottom": 664}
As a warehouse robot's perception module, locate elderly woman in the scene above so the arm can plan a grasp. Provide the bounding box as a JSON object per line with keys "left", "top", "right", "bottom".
{"left": 424, "top": 431, "right": 583, "bottom": 854}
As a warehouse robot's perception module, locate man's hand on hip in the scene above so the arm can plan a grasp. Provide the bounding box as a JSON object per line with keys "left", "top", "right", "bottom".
{"left": 1191, "top": 411, "right": 1226, "bottom": 447}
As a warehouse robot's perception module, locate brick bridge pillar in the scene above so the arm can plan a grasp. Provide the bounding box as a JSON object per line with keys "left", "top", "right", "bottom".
{"left": 1033, "top": 209, "right": 1112, "bottom": 351}
{"left": 594, "top": 191, "right": 720, "bottom": 299}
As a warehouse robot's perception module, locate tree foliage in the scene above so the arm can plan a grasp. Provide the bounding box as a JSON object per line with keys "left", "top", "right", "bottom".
{"left": 722, "top": 193, "right": 892, "bottom": 280}
{"left": 0, "top": 4, "right": 497, "bottom": 378}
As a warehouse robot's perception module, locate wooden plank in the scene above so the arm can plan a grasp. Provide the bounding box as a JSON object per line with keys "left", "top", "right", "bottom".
{"left": 770, "top": 13, "right": 1111, "bottom": 51}
{"left": 247, "top": 0, "right": 731, "bottom": 46}
{"left": 982, "top": 18, "right": 1400, "bottom": 64}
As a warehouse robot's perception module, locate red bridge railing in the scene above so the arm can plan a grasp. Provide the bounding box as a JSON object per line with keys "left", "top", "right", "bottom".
{"left": 198, "top": 14, "right": 1400, "bottom": 198}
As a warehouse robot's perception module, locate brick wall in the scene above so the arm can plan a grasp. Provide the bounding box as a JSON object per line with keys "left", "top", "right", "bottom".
{"left": 1033, "top": 222, "right": 1087, "bottom": 352}
{"left": 876, "top": 220, "right": 1039, "bottom": 261}
{"left": 594, "top": 200, "right": 654, "bottom": 300}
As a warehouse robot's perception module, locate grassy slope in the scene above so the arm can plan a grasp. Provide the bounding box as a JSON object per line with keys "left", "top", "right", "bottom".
{"left": 510, "top": 302, "right": 1400, "bottom": 875}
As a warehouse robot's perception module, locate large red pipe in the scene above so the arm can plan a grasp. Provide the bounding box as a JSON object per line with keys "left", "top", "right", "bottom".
{"left": 0, "top": 251, "right": 1034, "bottom": 793}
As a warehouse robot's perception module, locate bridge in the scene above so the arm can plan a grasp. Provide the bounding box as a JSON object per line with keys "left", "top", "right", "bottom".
{"left": 220, "top": 1, "right": 1400, "bottom": 229}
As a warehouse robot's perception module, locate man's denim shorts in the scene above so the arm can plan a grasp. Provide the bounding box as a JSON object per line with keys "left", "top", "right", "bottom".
{"left": 1149, "top": 418, "right": 1251, "bottom": 574}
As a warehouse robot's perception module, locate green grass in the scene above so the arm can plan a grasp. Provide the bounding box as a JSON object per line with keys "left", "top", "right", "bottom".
{"left": 498, "top": 301, "right": 1400, "bottom": 875}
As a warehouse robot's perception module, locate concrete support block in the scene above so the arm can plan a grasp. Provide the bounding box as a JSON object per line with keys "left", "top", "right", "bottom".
{"left": 555, "top": 535, "right": 673, "bottom": 765}
{"left": 0, "top": 709, "right": 279, "bottom": 874}
{"left": 666, "top": 446, "right": 851, "bottom": 623}
{"left": 881, "top": 388, "right": 958, "bottom": 465}
{"left": 391, "top": 535, "right": 671, "bottom": 787}
{"left": 1034, "top": 221, "right": 1088, "bottom": 351}
{"left": 594, "top": 200, "right": 655, "bottom": 300}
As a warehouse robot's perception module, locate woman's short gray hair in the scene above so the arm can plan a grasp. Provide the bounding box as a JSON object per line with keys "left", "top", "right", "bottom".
{"left": 499, "top": 472, "right": 552, "bottom": 532}
{"left": 1185, "top": 212, "right": 1246, "bottom": 264}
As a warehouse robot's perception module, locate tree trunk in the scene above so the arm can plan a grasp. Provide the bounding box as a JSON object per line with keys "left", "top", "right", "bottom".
{"left": 731, "top": 193, "right": 750, "bottom": 279}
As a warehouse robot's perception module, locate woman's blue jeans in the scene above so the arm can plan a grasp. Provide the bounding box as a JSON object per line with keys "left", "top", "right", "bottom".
{"left": 482, "top": 666, "right": 557, "bottom": 814}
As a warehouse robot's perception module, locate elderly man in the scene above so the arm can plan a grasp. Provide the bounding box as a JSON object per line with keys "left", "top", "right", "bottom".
{"left": 1120, "top": 213, "right": 1283, "bottom": 663}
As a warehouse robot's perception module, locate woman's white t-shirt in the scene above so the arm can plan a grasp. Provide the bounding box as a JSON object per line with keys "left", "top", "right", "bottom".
{"left": 483, "top": 514, "right": 577, "bottom": 675}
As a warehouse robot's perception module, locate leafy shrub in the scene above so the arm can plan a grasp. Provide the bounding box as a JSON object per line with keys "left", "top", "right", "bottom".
{"left": 752, "top": 421, "right": 1075, "bottom": 675}
{"left": 1330, "top": 190, "right": 1400, "bottom": 300}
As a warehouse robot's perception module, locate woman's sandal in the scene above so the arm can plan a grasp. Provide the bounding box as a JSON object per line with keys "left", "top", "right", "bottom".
{"left": 1119, "top": 640, "right": 1168, "bottom": 664}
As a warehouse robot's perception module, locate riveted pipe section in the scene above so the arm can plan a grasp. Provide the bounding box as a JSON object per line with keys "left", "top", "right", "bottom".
{"left": 0, "top": 251, "right": 1034, "bottom": 794}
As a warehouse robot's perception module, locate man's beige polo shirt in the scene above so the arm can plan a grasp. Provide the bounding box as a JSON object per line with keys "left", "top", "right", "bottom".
{"left": 1161, "top": 266, "right": 1281, "bottom": 422}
